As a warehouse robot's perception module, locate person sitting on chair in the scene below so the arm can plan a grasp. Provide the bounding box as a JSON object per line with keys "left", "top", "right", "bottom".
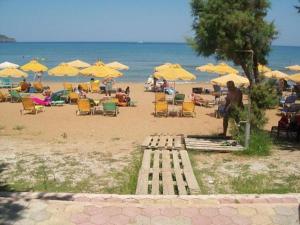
{"left": 20, "top": 79, "right": 31, "bottom": 92}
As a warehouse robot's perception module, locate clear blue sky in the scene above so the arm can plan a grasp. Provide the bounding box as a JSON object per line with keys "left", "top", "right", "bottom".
{"left": 1, "top": 0, "right": 300, "bottom": 46}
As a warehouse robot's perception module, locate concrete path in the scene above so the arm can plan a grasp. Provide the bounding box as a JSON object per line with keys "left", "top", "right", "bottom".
{"left": 0, "top": 192, "right": 299, "bottom": 225}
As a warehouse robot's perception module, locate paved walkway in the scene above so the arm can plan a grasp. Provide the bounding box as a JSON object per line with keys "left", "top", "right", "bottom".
{"left": 0, "top": 192, "right": 299, "bottom": 225}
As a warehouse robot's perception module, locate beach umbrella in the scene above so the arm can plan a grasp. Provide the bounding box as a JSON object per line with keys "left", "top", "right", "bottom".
{"left": 0, "top": 68, "right": 28, "bottom": 78}
{"left": 48, "top": 63, "right": 79, "bottom": 76}
{"left": 285, "top": 65, "right": 300, "bottom": 71}
{"left": 210, "top": 73, "right": 249, "bottom": 87}
{"left": 195, "top": 63, "right": 215, "bottom": 72}
{"left": 155, "top": 63, "right": 174, "bottom": 72}
{"left": 212, "top": 63, "right": 239, "bottom": 75}
{"left": 258, "top": 64, "right": 271, "bottom": 73}
{"left": 80, "top": 61, "right": 122, "bottom": 78}
{"left": 21, "top": 60, "right": 48, "bottom": 72}
{"left": 289, "top": 74, "right": 300, "bottom": 83}
{"left": 66, "top": 60, "right": 91, "bottom": 69}
{"left": 106, "top": 61, "right": 129, "bottom": 70}
{"left": 153, "top": 64, "right": 196, "bottom": 81}
{"left": 0, "top": 61, "right": 19, "bottom": 69}
{"left": 263, "top": 70, "right": 290, "bottom": 80}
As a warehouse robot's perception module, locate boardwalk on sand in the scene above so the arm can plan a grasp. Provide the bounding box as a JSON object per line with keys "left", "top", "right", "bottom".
{"left": 137, "top": 135, "right": 200, "bottom": 195}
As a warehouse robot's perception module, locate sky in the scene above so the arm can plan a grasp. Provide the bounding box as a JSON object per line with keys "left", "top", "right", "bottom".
{"left": 0, "top": 0, "right": 300, "bottom": 46}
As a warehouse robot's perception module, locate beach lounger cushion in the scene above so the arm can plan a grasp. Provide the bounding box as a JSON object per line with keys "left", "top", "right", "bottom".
{"left": 103, "top": 102, "right": 119, "bottom": 116}
{"left": 20, "top": 97, "right": 45, "bottom": 115}
{"left": 181, "top": 102, "right": 196, "bottom": 117}
{"left": 155, "top": 101, "right": 168, "bottom": 117}
{"left": 76, "top": 99, "right": 94, "bottom": 115}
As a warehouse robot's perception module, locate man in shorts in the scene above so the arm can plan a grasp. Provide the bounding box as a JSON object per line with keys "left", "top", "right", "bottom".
{"left": 223, "top": 81, "right": 243, "bottom": 136}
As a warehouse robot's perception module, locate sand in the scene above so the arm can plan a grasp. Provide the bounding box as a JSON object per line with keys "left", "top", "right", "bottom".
{"left": 0, "top": 81, "right": 280, "bottom": 155}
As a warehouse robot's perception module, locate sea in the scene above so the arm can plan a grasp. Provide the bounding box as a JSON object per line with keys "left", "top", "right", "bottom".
{"left": 1, "top": 42, "right": 300, "bottom": 83}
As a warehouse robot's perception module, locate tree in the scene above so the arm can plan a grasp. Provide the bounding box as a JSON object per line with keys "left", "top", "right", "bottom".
{"left": 190, "top": 0, "right": 277, "bottom": 85}
{"left": 296, "top": 0, "right": 300, "bottom": 13}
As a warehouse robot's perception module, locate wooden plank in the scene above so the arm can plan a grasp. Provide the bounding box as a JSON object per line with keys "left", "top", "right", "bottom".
{"left": 186, "top": 145, "right": 243, "bottom": 151}
{"left": 141, "top": 150, "right": 152, "bottom": 169}
{"left": 150, "top": 136, "right": 159, "bottom": 148}
{"left": 185, "top": 140, "right": 243, "bottom": 147}
{"left": 157, "top": 136, "right": 167, "bottom": 148}
{"left": 172, "top": 151, "right": 187, "bottom": 195}
{"left": 174, "top": 136, "right": 182, "bottom": 149}
{"left": 151, "top": 150, "right": 160, "bottom": 195}
{"left": 166, "top": 136, "right": 174, "bottom": 149}
{"left": 185, "top": 143, "right": 244, "bottom": 149}
{"left": 136, "top": 169, "right": 150, "bottom": 194}
{"left": 162, "top": 150, "right": 174, "bottom": 195}
{"left": 142, "top": 136, "right": 152, "bottom": 148}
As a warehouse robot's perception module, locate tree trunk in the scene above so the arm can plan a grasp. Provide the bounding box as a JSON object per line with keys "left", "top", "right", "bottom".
{"left": 240, "top": 63, "right": 253, "bottom": 87}
{"left": 252, "top": 53, "right": 259, "bottom": 84}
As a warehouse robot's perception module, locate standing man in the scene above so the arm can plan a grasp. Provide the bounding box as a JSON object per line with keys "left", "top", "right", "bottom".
{"left": 223, "top": 81, "right": 244, "bottom": 136}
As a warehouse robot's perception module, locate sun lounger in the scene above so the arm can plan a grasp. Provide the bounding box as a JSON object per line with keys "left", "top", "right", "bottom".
{"left": 155, "top": 92, "right": 166, "bottom": 102}
{"left": 76, "top": 99, "right": 94, "bottom": 115}
{"left": 0, "top": 91, "right": 9, "bottom": 102}
{"left": 181, "top": 102, "right": 196, "bottom": 117}
{"left": 20, "top": 97, "right": 45, "bottom": 115}
{"left": 154, "top": 101, "right": 168, "bottom": 117}
{"left": 63, "top": 82, "right": 73, "bottom": 92}
{"left": 174, "top": 93, "right": 185, "bottom": 105}
{"left": 80, "top": 83, "right": 89, "bottom": 93}
{"left": 103, "top": 102, "right": 119, "bottom": 116}
{"left": 69, "top": 92, "right": 79, "bottom": 104}
{"left": 0, "top": 78, "right": 16, "bottom": 88}
{"left": 91, "top": 82, "right": 100, "bottom": 93}
{"left": 9, "top": 90, "right": 30, "bottom": 103}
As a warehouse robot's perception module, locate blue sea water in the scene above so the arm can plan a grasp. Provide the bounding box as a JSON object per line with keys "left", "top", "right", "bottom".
{"left": 0, "top": 42, "right": 300, "bottom": 82}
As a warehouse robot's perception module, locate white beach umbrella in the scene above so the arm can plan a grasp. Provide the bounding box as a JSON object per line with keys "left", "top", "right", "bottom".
{"left": 0, "top": 61, "right": 19, "bottom": 69}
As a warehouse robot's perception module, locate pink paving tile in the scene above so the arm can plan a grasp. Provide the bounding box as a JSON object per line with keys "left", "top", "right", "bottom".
{"left": 251, "top": 198, "right": 268, "bottom": 203}
{"left": 122, "top": 207, "right": 142, "bottom": 217}
{"left": 266, "top": 197, "right": 283, "bottom": 203}
{"left": 231, "top": 215, "right": 252, "bottom": 225}
{"left": 280, "top": 197, "right": 298, "bottom": 203}
{"left": 90, "top": 214, "right": 110, "bottom": 225}
{"left": 218, "top": 198, "right": 236, "bottom": 204}
{"left": 74, "top": 197, "right": 91, "bottom": 202}
{"left": 181, "top": 208, "right": 200, "bottom": 218}
{"left": 83, "top": 205, "right": 103, "bottom": 216}
{"left": 212, "top": 215, "right": 233, "bottom": 225}
{"left": 219, "top": 206, "right": 238, "bottom": 216}
{"left": 160, "top": 207, "right": 181, "bottom": 217}
{"left": 191, "top": 215, "right": 213, "bottom": 225}
{"left": 100, "top": 206, "right": 122, "bottom": 216}
{"left": 109, "top": 215, "right": 131, "bottom": 225}
{"left": 70, "top": 213, "right": 90, "bottom": 224}
{"left": 79, "top": 223, "right": 95, "bottom": 225}
{"left": 142, "top": 207, "right": 161, "bottom": 217}
{"left": 199, "top": 207, "right": 219, "bottom": 217}
{"left": 238, "top": 198, "right": 253, "bottom": 204}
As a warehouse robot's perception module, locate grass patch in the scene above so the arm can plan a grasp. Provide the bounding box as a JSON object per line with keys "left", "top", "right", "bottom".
{"left": 13, "top": 125, "right": 25, "bottom": 131}
{"left": 102, "top": 149, "right": 142, "bottom": 194}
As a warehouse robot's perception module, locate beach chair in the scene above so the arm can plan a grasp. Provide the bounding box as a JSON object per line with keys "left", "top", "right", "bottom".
{"left": 0, "top": 78, "right": 13, "bottom": 88}
{"left": 155, "top": 92, "right": 166, "bottom": 102}
{"left": 0, "top": 91, "right": 9, "bottom": 102}
{"left": 76, "top": 99, "right": 94, "bottom": 115}
{"left": 181, "top": 102, "right": 196, "bottom": 117}
{"left": 63, "top": 82, "right": 73, "bottom": 92}
{"left": 174, "top": 93, "right": 185, "bottom": 105}
{"left": 69, "top": 92, "right": 79, "bottom": 104}
{"left": 103, "top": 102, "right": 119, "bottom": 116}
{"left": 20, "top": 97, "right": 45, "bottom": 115}
{"left": 9, "top": 90, "right": 29, "bottom": 103}
{"left": 33, "top": 82, "right": 44, "bottom": 93}
{"left": 154, "top": 101, "right": 168, "bottom": 117}
{"left": 80, "top": 83, "right": 89, "bottom": 93}
{"left": 91, "top": 82, "right": 100, "bottom": 93}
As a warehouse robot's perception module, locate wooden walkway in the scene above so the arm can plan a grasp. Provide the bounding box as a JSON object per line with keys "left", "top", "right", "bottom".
{"left": 185, "top": 138, "right": 244, "bottom": 152}
{"left": 137, "top": 135, "right": 200, "bottom": 195}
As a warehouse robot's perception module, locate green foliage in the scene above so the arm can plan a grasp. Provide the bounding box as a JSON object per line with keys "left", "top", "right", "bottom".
{"left": 190, "top": 0, "right": 277, "bottom": 81}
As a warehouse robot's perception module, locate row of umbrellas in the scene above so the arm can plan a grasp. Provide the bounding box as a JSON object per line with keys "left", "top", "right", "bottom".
{"left": 0, "top": 60, "right": 129, "bottom": 79}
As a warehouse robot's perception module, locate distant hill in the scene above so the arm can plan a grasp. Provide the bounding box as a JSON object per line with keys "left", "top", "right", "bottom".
{"left": 0, "top": 34, "right": 16, "bottom": 43}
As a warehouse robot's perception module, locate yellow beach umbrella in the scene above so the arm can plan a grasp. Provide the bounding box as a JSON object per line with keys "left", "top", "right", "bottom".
{"left": 48, "top": 63, "right": 79, "bottom": 76}
{"left": 264, "top": 70, "right": 290, "bottom": 80}
{"left": 153, "top": 64, "right": 196, "bottom": 81}
{"left": 258, "top": 64, "right": 271, "bottom": 73}
{"left": 21, "top": 60, "right": 48, "bottom": 72}
{"left": 212, "top": 63, "right": 239, "bottom": 75}
{"left": 80, "top": 61, "right": 122, "bottom": 78}
{"left": 155, "top": 63, "right": 174, "bottom": 72}
{"left": 195, "top": 63, "right": 215, "bottom": 72}
{"left": 106, "top": 61, "right": 129, "bottom": 70}
{"left": 0, "top": 68, "right": 28, "bottom": 78}
{"left": 289, "top": 74, "right": 300, "bottom": 83}
{"left": 211, "top": 73, "right": 249, "bottom": 87}
{"left": 285, "top": 65, "right": 300, "bottom": 71}
{"left": 66, "top": 60, "right": 91, "bottom": 68}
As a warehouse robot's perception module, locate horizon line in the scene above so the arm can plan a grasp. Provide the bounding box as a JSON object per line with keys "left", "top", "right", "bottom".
{"left": 1, "top": 41, "right": 300, "bottom": 48}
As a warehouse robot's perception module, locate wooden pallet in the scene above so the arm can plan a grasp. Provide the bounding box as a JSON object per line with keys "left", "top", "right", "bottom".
{"left": 185, "top": 138, "right": 244, "bottom": 152}
{"left": 141, "top": 135, "right": 183, "bottom": 150}
{"left": 136, "top": 149, "right": 200, "bottom": 195}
